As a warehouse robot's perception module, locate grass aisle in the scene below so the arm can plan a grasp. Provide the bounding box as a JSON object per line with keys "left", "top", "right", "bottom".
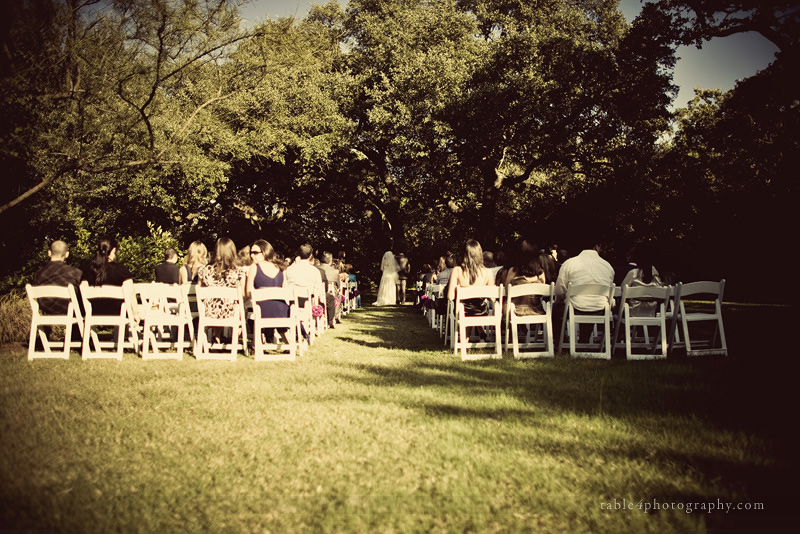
{"left": 0, "top": 304, "right": 796, "bottom": 533}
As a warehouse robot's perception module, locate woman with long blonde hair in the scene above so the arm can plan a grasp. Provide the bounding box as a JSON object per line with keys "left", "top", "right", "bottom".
{"left": 179, "top": 240, "right": 208, "bottom": 284}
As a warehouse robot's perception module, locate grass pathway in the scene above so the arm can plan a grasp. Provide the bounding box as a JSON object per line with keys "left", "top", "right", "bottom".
{"left": 0, "top": 304, "right": 795, "bottom": 533}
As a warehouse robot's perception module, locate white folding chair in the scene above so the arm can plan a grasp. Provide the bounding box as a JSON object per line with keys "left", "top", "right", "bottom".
{"left": 79, "top": 280, "right": 140, "bottom": 361}
{"left": 558, "top": 282, "right": 614, "bottom": 359}
{"left": 414, "top": 280, "right": 424, "bottom": 306}
{"left": 195, "top": 285, "right": 248, "bottom": 361}
{"left": 671, "top": 279, "right": 728, "bottom": 357}
{"left": 25, "top": 284, "right": 84, "bottom": 360}
{"left": 293, "top": 286, "right": 315, "bottom": 345}
{"left": 452, "top": 285, "right": 504, "bottom": 360}
{"left": 249, "top": 287, "right": 300, "bottom": 361}
{"left": 139, "top": 282, "right": 191, "bottom": 360}
{"left": 505, "top": 283, "right": 555, "bottom": 359}
{"left": 425, "top": 283, "right": 443, "bottom": 329}
{"left": 611, "top": 284, "right": 671, "bottom": 360}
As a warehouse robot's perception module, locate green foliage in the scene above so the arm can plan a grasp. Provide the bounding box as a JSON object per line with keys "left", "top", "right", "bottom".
{"left": 0, "top": 291, "right": 30, "bottom": 344}
{"left": 117, "top": 223, "right": 183, "bottom": 282}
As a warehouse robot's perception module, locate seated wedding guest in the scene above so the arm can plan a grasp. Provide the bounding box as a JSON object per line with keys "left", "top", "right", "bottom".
{"left": 197, "top": 237, "right": 246, "bottom": 320}
{"left": 154, "top": 247, "right": 180, "bottom": 284}
{"left": 420, "top": 263, "right": 436, "bottom": 286}
{"left": 620, "top": 243, "right": 664, "bottom": 316}
{"left": 346, "top": 264, "right": 360, "bottom": 308}
{"left": 33, "top": 240, "right": 82, "bottom": 316}
{"left": 504, "top": 249, "right": 547, "bottom": 316}
{"left": 539, "top": 251, "right": 558, "bottom": 284}
{"left": 81, "top": 236, "right": 136, "bottom": 316}
{"left": 237, "top": 245, "right": 252, "bottom": 268}
{"left": 286, "top": 244, "right": 325, "bottom": 297}
{"left": 286, "top": 244, "right": 326, "bottom": 338}
{"left": 447, "top": 239, "right": 494, "bottom": 316}
{"left": 434, "top": 254, "right": 456, "bottom": 316}
{"left": 554, "top": 238, "right": 613, "bottom": 342}
{"left": 179, "top": 240, "right": 208, "bottom": 285}
{"left": 614, "top": 246, "right": 638, "bottom": 285}
{"left": 246, "top": 239, "right": 290, "bottom": 343}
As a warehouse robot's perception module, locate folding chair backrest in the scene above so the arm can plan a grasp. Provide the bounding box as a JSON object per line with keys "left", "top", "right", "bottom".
{"left": 195, "top": 285, "right": 245, "bottom": 320}
{"left": 506, "top": 282, "right": 553, "bottom": 301}
{"left": 26, "top": 283, "right": 82, "bottom": 321}
{"left": 619, "top": 284, "right": 671, "bottom": 309}
{"left": 565, "top": 282, "right": 614, "bottom": 307}
{"left": 455, "top": 285, "right": 503, "bottom": 303}
{"left": 679, "top": 280, "right": 724, "bottom": 302}
{"left": 26, "top": 283, "right": 84, "bottom": 360}
{"left": 250, "top": 287, "right": 296, "bottom": 319}
{"left": 80, "top": 283, "right": 130, "bottom": 317}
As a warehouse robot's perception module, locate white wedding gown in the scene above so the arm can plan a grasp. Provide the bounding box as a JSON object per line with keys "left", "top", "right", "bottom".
{"left": 374, "top": 252, "right": 399, "bottom": 306}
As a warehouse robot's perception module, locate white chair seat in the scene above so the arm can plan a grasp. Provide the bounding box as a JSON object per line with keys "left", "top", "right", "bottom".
{"left": 138, "top": 282, "right": 191, "bottom": 360}
{"left": 79, "top": 280, "right": 139, "bottom": 360}
{"left": 453, "top": 285, "right": 504, "bottom": 360}
{"left": 505, "top": 283, "right": 554, "bottom": 359}
{"left": 250, "top": 287, "right": 300, "bottom": 361}
{"left": 195, "top": 285, "right": 248, "bottom": 361}
{"left": 26, "top": 283, "right": 84, "bottom": 360}
{"left": 611, "top": 284, "right": 671, "bottom": 360}
{"left": 558, "top": 282, "right": 614, "bottom": 359}
{"left": 671, "top": 279, "right": 728, "bottom": 357}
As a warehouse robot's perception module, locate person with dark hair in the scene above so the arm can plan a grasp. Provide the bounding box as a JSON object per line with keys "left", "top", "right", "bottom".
{"left": 620, "top": 243, "right": 665, "bottom": 316}
{"left": 503, "top": 249, "right": 546, "bottom": 316}
{"left": 81, "top": 236, "right": 134, "bottom": 316}
{"left": 539, "top": 251, "right": 558, "bottom": 285}
{"left": 246, "top": 239, "right": 290, "bottom": 343}
{"left": 154, "top": 247, "right": 180, "bottom": 284}
{"left": 197, "top": 237, "right": 246, "bottom": 320}
{"left": 286, "top": 244, "right": 325, "bottom": 298}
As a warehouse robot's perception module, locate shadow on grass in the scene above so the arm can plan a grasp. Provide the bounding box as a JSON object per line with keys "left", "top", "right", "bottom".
{"left": 334, "top": 305, "right": 799, "bottom": 444}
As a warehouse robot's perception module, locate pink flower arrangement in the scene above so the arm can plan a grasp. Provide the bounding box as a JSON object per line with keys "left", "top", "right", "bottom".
{"left": 312, "top": 305, "right": 324, "bottom": 318}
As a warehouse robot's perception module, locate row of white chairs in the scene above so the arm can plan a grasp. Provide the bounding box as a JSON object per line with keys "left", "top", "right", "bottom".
{"left": 420, "top": 280, "right": 728, "bottom": 361}
{"left": 25, "top": 279, "right": 360, "bottom": 362}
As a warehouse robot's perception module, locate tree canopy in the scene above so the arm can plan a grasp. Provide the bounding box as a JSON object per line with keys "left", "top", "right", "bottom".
{"left": 0, "top": 0, "right": 795, "bottom": 301}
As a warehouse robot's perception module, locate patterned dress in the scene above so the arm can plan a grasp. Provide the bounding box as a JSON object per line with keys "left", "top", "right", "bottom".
{"left": 197, "top": 265, "right": 246, "bottom": 319}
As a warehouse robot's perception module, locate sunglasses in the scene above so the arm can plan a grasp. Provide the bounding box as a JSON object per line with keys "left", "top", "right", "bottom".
{"left": 250, "top": 250, "right": 263, "bottom": 255}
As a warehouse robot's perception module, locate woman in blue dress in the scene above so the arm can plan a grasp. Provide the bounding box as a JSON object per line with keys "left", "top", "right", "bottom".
{"left": 246, "top": 239, "right": 290, "bottom": 343}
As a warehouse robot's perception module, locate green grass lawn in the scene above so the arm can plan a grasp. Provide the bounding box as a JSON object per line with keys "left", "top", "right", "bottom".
{"left": 1, "top": 302, "right": 797, "bottom": 533}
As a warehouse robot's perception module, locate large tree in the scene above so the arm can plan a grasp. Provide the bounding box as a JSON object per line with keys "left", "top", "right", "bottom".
{"left": 0, "top": 0, "right": 268, "bottom": 277}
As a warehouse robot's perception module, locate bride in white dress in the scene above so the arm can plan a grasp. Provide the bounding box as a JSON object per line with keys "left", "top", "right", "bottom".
{"left": 374, "top": 251, "right": 400, "bottom": 306}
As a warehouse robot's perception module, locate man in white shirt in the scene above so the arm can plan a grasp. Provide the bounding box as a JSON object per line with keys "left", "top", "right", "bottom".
{"left": 286, "top": 244, "right": 325, "bottom": 339}
{"left": 555, "top": 241, "right": 614, "bottom": 343}
{"left": 285, "top": 244, "right": 325, "bottom": 298}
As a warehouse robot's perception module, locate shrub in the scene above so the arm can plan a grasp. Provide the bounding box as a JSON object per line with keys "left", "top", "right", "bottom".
{"left": 0, "top": 290, "right": 30, "bottom": 345}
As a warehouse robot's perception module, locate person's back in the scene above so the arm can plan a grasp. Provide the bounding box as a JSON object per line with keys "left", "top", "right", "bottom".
{"left": 319, "top": 252, "right": 340, "bottom": 290}
{"left": 33, "top": 240, "right": 82, "bottom": 315}
{"left": 286, "top": 245, "right": 325, "bottom": 298}
{"left": 155, "top": 248, "right": 181, "bottom": 284}
{"left": 555, "top": 244, "right": 614, "bottom": 312}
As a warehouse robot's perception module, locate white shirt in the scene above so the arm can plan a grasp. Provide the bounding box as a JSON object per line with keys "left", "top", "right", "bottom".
{"left": 555, "top": 249, "right": 614, "bottom": 311}
{"left": 285, "top": 260, "right": 325, "bottom": 298}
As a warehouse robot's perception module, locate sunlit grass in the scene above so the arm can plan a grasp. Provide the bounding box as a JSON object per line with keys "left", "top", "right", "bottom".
{"left": 0, "top": 304, "right": 795, "bottom": 533}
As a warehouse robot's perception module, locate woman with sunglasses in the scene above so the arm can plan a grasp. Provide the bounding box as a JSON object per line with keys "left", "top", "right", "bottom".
{"left": 246, "top": 239, "right": 290, "bottom": 343}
